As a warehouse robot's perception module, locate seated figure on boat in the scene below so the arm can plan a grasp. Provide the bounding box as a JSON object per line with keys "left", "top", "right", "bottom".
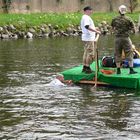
{"left": 132, "top": 45, "right": 140, "bottom": 58}
{"left": 122, "top": 44, "right": 140, "bottom": 59}
{"left": 121, "top": 44, "right": 140, "bottom": 68}
{"left": 102, "top": 45, "right": 140, "bottom": 68}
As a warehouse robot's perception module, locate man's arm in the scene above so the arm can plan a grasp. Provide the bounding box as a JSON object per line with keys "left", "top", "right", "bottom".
{"left": 85, "top": 25, "right": 101, "bottom": 34}
{"left": 130, "top": 20, "right": 136, "bottom": 33}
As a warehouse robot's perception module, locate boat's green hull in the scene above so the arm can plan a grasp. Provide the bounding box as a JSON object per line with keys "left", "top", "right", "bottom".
{"left": 62, "top": 61, "right": 140, "bottom": 89}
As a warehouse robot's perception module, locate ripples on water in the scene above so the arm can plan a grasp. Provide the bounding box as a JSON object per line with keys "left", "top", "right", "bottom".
{"left": 1, "top": 84, "right": 140, "bottom": 140}
{"left": 0, "top": 37, "right": 140, "bottom": 140}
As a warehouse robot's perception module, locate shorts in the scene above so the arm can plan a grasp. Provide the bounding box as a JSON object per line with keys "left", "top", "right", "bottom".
{"left": 83, "top": 41, "right": 95, "bottom": 58}
{"left": 115, "top": 37, "right": 133, "bottom": 63}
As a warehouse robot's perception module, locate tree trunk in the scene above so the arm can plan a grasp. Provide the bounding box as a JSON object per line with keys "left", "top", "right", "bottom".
{"left": 107, "top": 0, "right": 113, "bottom": 12}
{"left": 2, "top": 0, "right": 11, "bottom": 13}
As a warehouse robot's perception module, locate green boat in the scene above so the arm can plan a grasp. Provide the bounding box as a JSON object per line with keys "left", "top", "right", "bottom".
{"left": 61, "top": 60, "right": 140, "bottom": 90}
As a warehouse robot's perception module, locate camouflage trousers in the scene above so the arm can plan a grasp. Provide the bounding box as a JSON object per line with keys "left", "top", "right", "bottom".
{"left": 115, "top": 37, "right": 133, "bottom": 63}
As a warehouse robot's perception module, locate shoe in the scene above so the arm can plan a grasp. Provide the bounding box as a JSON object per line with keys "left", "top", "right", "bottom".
{"left": 82, "top": 66, "right": 93, "bottom": 74}
{"left": 129, "top": 68, "right": 137, "bottom": 74}
{"left": 85, "top": 69, "right": 93, "bottom": 74}
{"left": 85, "top": 66, "right": 93, "bottom": 74}
{"left": 82, "top": 66, "right": 87, "bottom": 73}
{"left": 117, "top": 68, "right": 121, "bottom": 74}
{"left": 130, "top": 71, "right": 137, "bottom": 74}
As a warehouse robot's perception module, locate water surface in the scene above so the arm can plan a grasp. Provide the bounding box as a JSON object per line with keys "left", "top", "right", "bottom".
{"left": 0, "top": 36, "right": 140, "bottom": 140}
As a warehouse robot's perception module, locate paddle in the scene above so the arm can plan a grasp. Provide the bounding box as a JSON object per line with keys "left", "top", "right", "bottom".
{"left": 94, "top": 34, "right": 100, "bottom": 87}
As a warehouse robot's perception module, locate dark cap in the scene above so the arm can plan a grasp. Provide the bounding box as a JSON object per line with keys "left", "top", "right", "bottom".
{"left": 83, "top": 6, "right": 92, "bottom": 11}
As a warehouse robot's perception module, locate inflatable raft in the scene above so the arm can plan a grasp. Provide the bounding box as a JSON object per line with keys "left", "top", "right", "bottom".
{"left": 61, "top": 59, "right": 140, "bottom": 90}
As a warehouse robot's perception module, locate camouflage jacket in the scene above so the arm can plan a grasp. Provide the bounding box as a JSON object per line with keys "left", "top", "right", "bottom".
{"left": 111, "top": 15, "right": 135, "bottom": 37}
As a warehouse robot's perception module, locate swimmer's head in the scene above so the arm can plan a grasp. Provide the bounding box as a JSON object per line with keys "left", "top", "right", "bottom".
{"left": 56, "top": 74, "right": 64, "bottom": 82}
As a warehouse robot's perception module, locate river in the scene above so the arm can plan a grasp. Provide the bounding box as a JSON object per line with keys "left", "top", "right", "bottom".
{"left": 0, "top": 35, "right": 140, "bottom": 140}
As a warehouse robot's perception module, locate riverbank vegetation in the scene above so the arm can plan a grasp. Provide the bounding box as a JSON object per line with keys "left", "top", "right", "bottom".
{"left": 0, "top": 12, "right": 139, "bottom": 39}
{"left": 0, "top": 12, "right": 139, "bottom": 27}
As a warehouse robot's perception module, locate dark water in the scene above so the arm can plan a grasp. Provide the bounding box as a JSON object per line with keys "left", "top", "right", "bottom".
{"left": 0, "top": 36, "right": 140, "bottom": 140}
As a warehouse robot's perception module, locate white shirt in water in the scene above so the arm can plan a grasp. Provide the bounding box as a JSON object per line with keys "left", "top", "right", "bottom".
{"left": 47, "top": 78, "right": 65, "bottom": 87}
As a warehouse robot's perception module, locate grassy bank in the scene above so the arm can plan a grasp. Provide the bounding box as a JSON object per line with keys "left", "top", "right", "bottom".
{"left": 0, "top": 12, "right": 139, "bottom": 29}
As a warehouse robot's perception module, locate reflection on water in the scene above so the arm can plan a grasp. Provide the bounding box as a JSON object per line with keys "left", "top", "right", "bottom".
{"left": 0, "top": 36, "right": 140, "bottom": 139}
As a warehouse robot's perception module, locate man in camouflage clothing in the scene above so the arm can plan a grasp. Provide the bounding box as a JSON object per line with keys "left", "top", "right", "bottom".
{"left": 111, "top": 5, "right": 137, "bottom": 74}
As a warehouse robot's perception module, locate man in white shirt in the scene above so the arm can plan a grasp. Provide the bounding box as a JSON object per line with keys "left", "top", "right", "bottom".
{"left": 81, "top": 6, "right": 101, "bottom": 73}
{"left": 48, "top": 74, "right": 72, "bottom": 87}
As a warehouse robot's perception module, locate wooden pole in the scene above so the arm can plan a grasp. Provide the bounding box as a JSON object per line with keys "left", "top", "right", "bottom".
{"left": 94, "top": 34, "right": 100, "bottom": 87}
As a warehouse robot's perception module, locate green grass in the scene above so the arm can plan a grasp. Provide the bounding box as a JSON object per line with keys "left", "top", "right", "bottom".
{"left": 92, "top": 12, "right": 140, "bottom": 25}
{"left": 0, "top": 12, "right": 139, "bottom": 28}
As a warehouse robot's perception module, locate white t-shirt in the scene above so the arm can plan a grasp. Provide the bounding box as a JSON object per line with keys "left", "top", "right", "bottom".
{"left": 80, "top": 14, "right": 96, "bottom": 41}
{"left": 47, "top": 79, "right": 65, "bottom": 87}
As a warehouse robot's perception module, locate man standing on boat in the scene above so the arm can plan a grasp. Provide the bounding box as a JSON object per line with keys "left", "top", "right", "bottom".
{"left": 111, "top": 5, "right": 137, "bottom": 74}
{"left": 80, "top": 6, "right": 101, "bottom": 74}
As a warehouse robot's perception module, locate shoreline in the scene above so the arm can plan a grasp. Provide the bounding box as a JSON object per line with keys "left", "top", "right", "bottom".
{"left": 0, "top": 12, "right": 140, "bottom": 39}
{"left": 0, "top": 23, "right": 139, "bottom": 40}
